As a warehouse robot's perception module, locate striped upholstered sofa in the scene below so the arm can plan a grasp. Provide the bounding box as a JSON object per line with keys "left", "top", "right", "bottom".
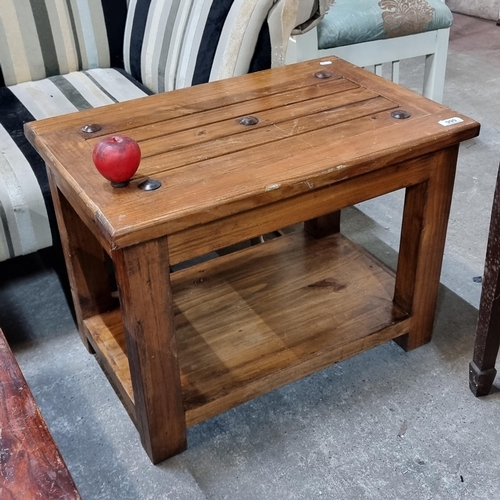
{"left": 0, "top": 0, "right": 328, "bottom": 265}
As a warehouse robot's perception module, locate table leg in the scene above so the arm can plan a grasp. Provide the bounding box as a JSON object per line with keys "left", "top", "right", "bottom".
{"left": 112, "top": 237, "right": 186, "bottom": 463}
{"left": 304, "top": 211, "right": 341, "bottom": 238}
{"left": 394, "top": 146, "right": 458, "bottom": 351}
{"left": 469, "top": 165, "right": 500, "bottom": 396}
{"left": 48, "top": 171, "right": 116, "bottom": 351}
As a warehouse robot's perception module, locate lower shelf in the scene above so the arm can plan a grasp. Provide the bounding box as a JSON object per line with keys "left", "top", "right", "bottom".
{"left": 84, "top": 230, "right": 410, "bottom": 428}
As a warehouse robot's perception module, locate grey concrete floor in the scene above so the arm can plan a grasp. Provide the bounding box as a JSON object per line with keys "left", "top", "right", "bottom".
{"left": 1, "top": 13, "right": 500, "bottom": 500}
{"left": 357, "top": 13, "right": 500, "bottom": 309}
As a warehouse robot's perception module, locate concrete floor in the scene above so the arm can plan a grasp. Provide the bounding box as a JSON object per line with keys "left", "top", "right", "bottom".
{"left": 1, "top": 13, "right": 500, "bottom": 500}
{"left": 357, "top": 13, "right": 500, "bottom": 309}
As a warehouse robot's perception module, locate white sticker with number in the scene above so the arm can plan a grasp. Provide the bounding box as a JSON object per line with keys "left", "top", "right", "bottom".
{"left": 438, "top": 117, "right": 464, "bottom": 126}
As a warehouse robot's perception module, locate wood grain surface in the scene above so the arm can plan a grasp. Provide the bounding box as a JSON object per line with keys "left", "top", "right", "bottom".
{"left": 25, "top": 57, "right": 480, "bottom": 463}
{"left": 84, "top": 230, "right": 410, "bottom": 428}
{"left": 25, "top": 58, "right": 480, "bottom": 251}
{"left": 0, "top": 329, "right": 81, "bottom": 499}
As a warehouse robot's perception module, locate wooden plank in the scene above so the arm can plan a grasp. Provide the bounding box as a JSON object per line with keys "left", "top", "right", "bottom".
{"left": 184, "top": 318, "right": 410, "bottom": 427}
{"left": 112, "top": 237, "right": 186, "bottom": 464}
{"left": 24, "top": 62, "right": 344, "bottom": 140}
{"left": 126, "top": 94, "right": 396, "bottom": 177}
{"left": 84, "top": 231, "right": 409, "bottom": 428}
{"left": 84, "top": 313, "right": 135, "bottom": 421}
{"left": 0, "top": 329, "right": 81, "bottom": 499}
{"left": 85, "top": 77, "right": 360, "bottom": 149}
{"left": 111, "top": 89, "right": 389, "bottom": 176}
{"left": 166, "top": 154, "right": 431, "bottom": 266}
{"left": 173, "top": 231, "right": 407, "bottom": 411}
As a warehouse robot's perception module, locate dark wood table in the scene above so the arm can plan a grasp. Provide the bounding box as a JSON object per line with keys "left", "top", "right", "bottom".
{"left": 25, "top": 58, "right": 480, "bottom": 463}
{"left": 0, "top": 329, "right": 81, "bottom": 499}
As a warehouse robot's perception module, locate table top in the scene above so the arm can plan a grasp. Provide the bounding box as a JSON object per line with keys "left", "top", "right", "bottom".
{"left": 25, "top": 58, "right": 480, "bottom": 249}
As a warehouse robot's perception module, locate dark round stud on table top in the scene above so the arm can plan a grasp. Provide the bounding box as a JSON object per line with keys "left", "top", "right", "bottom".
{"left": 238, "top": 116, "right": 259, "bottom": 126}
{"left": 81, "top": 123, "right": 103, "bottom": 133}
{"left": 391, "top": 110, "right": 411, "bottom": 120}
{"left": 314, "top": 70, "right": 333, "bottom": 79}
{"left": 138, "top": 178, "right": 162, "bottom": 191}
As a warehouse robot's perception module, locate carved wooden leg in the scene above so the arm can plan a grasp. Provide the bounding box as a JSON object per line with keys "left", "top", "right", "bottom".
{"left": 469, "top": 165, "right": 500, "bottom": 396}
{"left": 394, "top": 146, "right": 458, "bottom": 351}
{"left": 48, "top": 170, "right": 116, "bottom": 351}
{"left": 112, "top": 237, "right": 186, "bottom": 463}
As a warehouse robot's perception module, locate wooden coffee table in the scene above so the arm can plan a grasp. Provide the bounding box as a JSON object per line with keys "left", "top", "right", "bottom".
{"left": 25, "top": 58, "right": 479, "bottom": 463}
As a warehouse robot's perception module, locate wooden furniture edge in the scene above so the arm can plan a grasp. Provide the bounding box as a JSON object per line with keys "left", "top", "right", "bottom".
{"left": 0, "top": 329, "right": 81, "bottom": 499}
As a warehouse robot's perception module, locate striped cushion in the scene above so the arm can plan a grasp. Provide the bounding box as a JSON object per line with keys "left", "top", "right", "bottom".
{"left": 0, "top": 0, "right": 128, "bottom": 86}
{"left": 123, "top": 0, "right": 326, "bottom": 94}
{"left": 0, "top": 68, "right": 149, "bottom": 261}
{"left": 0, "top": 123, "right": 51, "bottom": 262}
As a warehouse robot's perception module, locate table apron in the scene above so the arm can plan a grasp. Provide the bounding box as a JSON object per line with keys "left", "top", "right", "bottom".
{"left": 167, "top": 149, "right": 449, "bottom": 267}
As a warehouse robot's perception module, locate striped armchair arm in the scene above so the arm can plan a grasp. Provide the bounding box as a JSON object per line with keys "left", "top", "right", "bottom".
{"left": 268, "top": 0, "right": 332, "bottom": 66}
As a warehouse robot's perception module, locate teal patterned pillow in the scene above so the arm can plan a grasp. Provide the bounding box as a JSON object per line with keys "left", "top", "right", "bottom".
{"left": 318, "top": 0, "right": 453, "bottom": 50}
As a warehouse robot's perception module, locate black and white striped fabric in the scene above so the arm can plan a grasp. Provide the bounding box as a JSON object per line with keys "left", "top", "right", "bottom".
{"left": 0, "top": 0, "right": 132, "bottom": 260}
{"left": 0, "top": 69, "right": 149, "bottom": 261}
{"left": 123, "top": 0, "right": 328, "bottom": 93}
{"left": 0, "top": 0, "right": 127, "bottom": 86}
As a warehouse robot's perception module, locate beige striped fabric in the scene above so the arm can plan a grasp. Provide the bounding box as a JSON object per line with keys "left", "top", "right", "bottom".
{"left": 0, "top": 0, "right": 112, "bottom": 86}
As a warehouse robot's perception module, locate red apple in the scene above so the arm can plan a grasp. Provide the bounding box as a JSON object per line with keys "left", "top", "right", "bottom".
{"left": 92, "top": 135, "right": 141, "bottom": 187}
